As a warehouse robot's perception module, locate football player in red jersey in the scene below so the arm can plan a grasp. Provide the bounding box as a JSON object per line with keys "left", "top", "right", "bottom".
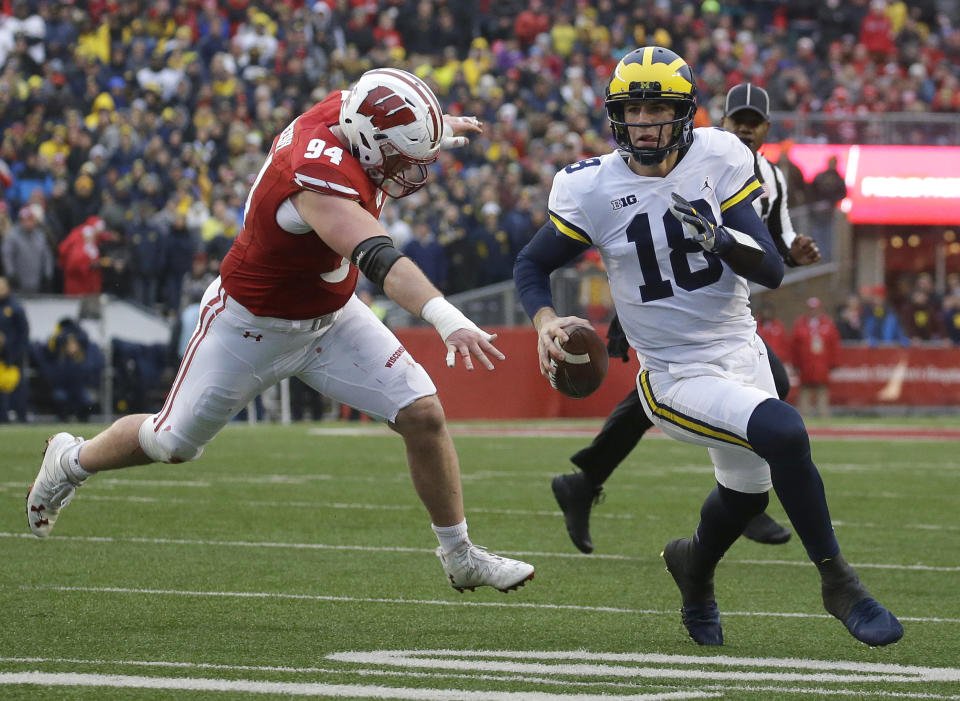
{"left": 26, "top": 68, "right": 534, "bottom": 594}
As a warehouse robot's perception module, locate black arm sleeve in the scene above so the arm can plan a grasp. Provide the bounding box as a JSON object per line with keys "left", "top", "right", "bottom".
{"left": 513, "top": 222, "right": 590, "bottom": 320}
{"left": 721, "top": 201, "right": 784, "bottom": 289}
{"left": 350, "top": 235, "right": 404, "bottom": 287}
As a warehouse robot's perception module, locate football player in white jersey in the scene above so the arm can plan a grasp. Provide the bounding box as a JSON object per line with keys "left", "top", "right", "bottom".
{"left": 515, "top": 47, "right": 901, "bottom": 647}
{"left": 550, "top": 83, "right": 824, "bottom": 555}
{"left": 26, "top": 68, "right": 534, "bottom": 595}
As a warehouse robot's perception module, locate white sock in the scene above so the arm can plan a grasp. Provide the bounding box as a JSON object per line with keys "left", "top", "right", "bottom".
{"left": 60, "top": 440, "right": 92, "bottom": 484}
{"left": 432, "top": 519, "right": 469, "bottom": 554}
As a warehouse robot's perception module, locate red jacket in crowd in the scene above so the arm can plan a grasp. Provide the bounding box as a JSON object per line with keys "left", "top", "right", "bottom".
{"left": 58, "top": 218, "right": 107, "bottom": 296}
{"left": 791, "top": 302, "right": 841, "bottom": 386}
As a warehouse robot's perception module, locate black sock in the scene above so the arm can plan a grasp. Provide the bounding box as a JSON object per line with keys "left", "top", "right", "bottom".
{"left": 748, "top": 399, "right": 840, "bottom": 562}
{"left": 694, "top": 483, "right": 769, "bottom": 562}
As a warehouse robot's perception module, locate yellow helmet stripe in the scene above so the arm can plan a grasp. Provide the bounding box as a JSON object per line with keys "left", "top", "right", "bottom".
{"left": 609, "top": 54, "right": 693, "bottom": 96}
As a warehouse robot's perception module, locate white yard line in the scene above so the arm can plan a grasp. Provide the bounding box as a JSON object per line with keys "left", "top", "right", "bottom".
{"left": 10, "top": 584, "right": 959, "bottom": 624}
{"left": 0, "top": 672, "right": 712, "bottom": 700}
{"left": 3, "top": 649, "right": 959, "bottom": 699}
{"left": 2, "top": 532, "right": 955, "bottom": 571}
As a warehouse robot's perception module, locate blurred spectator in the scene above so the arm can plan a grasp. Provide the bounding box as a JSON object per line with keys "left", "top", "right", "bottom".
{"left": 901, "top": 288, "right": 946, "bottom": 342}
{"left": 181, "top": 252, "right": 215, "bottom": 311}
{"left": 6, "top": 151, "right": 53, "bottom": 211}
{"left": 2, "top": 204, "right": 54, "bottom": 293}
{"left": 31, "top": 318, "right": 103, "bottom": 422}
{"left": 943, "top": 291, "right": 960, "bottom": 345}
{"left": 860, "top": 0, "right": 896, "bottom": 61}
{"left": 402, "top": 222, "right": 447, "bottom": 293}
{"left": 0, "top": 274, "right": 29, "bottom": 422}
{"left": 791, "top": 297, "right": 841, "bottom": 418}
{"left": 775, "top": 141, "right": 808, "bottom": 208}
{"left": 861, "top": 285, "right": 910, "bottom": 346}
{"left": 160, "top": 212, "right": 198, "bottom": 315}
{"left": 514, "top": 0, "right": 550, "bottom": 51}
{"left": 474, "top": 201, "right": 514, "bottom": 286}
{"left": 809, "top": 156, "right": 848, "bottom": 261}
{"left": 127, "top": 202, "right": 166, "bottom": 308}
{"left": 58, "top": 220, "right": 105, "bottom": 296}
{"left": 835, "top": 293, "right": 866, "bottom": 341}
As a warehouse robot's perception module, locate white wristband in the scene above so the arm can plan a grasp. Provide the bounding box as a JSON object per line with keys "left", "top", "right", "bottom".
{"left": 421, "top": 296, "right": 491, "bottom": 344}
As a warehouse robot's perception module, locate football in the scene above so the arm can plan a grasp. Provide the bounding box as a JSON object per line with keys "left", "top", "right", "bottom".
{"left": 549, "top": 324, "right": 609, "bottom": 399}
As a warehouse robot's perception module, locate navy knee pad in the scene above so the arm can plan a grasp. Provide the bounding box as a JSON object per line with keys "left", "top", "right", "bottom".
{"left": 747, "top": 398, "right": 810, "bottom": 463}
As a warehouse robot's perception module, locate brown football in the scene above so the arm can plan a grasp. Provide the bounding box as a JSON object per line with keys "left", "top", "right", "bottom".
{"left": 549, "top": 324, "right": 609, "bottom": 399}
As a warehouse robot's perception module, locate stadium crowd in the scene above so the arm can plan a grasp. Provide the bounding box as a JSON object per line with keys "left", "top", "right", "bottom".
{"left": 0, "top": 0, "right": 958, "bottom": 420}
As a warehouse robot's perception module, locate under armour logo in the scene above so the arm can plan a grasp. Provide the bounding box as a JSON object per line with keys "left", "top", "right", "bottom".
{"left": 243, "top": 331, "right": 263, "bottom": 342}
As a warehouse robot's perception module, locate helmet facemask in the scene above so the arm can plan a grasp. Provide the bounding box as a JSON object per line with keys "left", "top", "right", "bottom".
{"left": 606, "top": 96, "right": 696, "bottom": 165}
{"left": 364, "top": 141, "right": 437, "bottom": 198}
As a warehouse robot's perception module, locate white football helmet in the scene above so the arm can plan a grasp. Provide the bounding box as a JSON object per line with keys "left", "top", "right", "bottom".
{"left": 339, "top": 68, "right": 444, "bottom": 198}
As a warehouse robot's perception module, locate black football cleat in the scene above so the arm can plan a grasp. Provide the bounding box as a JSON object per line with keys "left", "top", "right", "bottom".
{"left": 662, "top": 538, "right": 723, "bottom": 646}
{"left": 551, "top": 471, "right": 603, "bottom": 554}
{"left": 819, "top": 554, "right": 904, "bottom": 647}
{"left": 742, "top": 512, "right": 792, "bottom": 545}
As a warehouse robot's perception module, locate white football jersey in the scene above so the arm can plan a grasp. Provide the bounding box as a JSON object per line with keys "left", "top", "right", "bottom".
{"left": 548, "top": 127, "right": 762, "bottom": 370}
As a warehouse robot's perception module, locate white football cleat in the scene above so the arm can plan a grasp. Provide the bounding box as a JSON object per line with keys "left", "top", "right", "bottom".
{"left": 26, "top": 432, "right": 85, "bottom": 538}
{"left": 437, "top": 543, "right": 534, "bottom": 593}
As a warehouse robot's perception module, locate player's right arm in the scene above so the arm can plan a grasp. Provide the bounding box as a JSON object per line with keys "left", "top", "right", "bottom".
{"left": 513, "top": 221, "right": 593, "bottom": 376}
{"left": 292, "top": 189, "right": 503, "bottom": 371}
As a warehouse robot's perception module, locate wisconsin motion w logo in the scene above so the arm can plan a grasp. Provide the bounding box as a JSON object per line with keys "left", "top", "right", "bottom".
{"left": 356, "top": 86, "right": 416, "bottom": 130}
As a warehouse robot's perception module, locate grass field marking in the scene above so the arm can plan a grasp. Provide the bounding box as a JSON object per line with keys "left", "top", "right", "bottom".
{"left": 0, "top": 657, "right": 713, "bottom": 695}
{"left": 733, "top": 558, "right": 960, "bottom": 573}
{"left": 16, "top": 585, "right": 960, "bottom": 624}
{"left": 3, "top": 654, "right": 958, "bottom": 700}
{"left": 4, "top": 532, "right": 955, "bottom": 571}
{"left": 0, "top": 671, "right": 715, "bottom": 700}
{"left": 329, "top": 650, "right": 960, "bottom": 684}
{"left": 704, "top": 684, "right": 960, "bottom": 699}
{"left": 390, "top": 650, "right": 960, "bottom": 679}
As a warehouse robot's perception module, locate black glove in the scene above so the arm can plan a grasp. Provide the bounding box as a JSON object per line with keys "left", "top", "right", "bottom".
{"left": 668, "top": 192, "right": 733, "bottom": 254}
{"left": 606, "top": 314, "right": 630, "bottom": 362}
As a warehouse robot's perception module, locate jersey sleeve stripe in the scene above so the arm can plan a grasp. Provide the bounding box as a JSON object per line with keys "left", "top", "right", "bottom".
{"left": 638, "top": 370, "right": 753, "bottom": 449}
{"left": 720, "top": 177, "right": 761, "bottom": 212}
{"left": 548, "top": 211, "right": 592, "bottom": 245}
{"left": 294, "top": 172, "right": 361, "bottom": 197}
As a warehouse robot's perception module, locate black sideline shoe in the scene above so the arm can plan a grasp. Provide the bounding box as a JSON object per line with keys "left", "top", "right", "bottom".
{"left": 742, "top": 512, "right": 792, "bottom": 545}
{"left": 551, "top": 471, "right": 603, "bottom": 554}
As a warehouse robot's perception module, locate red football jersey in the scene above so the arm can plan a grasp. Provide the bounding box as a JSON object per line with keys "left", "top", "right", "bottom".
{"left": 220, "top": 91, "right": 385, "bottom": 319}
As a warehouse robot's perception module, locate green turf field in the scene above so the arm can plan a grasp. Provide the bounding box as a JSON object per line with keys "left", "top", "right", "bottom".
{"left": 2, "top": 419, "right": 958, "bottom": 699}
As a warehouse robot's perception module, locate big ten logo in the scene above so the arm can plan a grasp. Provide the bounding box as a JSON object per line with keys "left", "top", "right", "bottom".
{"left": 611, "top": 194, "right": 638, "bottom": 210}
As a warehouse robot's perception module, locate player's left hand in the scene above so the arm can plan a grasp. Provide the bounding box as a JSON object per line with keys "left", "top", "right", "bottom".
{"left": 669, "top": 192, "right": 730, "bottom": 254}
{"left": 444, "top": 327, "right": 504, "bottom": 371}
{"left": 789, "top": 234, "right": 821, "bottom": 265}
{"left": 440, "top": 114, "right": 482, "bottom": 149}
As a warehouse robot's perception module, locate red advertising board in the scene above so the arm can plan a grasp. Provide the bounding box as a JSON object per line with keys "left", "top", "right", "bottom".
{"left": 828, "top": 346, "right": 960, "bottom": 407}
{"left": 757, "top": 144, "right": 960, "bottom": 226}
